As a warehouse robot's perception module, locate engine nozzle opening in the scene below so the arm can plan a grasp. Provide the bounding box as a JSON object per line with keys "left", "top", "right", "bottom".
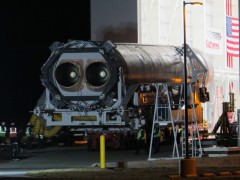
{"left": 55, "top": 62, "right": 80, "bottom": 87}
{"left": 86, "top": 62, "right": 110, "bottom": 86}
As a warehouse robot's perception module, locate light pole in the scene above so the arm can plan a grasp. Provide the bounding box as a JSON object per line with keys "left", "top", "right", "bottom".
{"left": 183, "top": 0, "right": 203, "bottom": 160}
{"left": 180, "top": 1, "right": 203, "bottom": 177}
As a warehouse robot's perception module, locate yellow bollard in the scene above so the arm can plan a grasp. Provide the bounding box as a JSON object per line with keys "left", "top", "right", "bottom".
{"left": 100, "top": 135, "right": 106, "bottom": 168}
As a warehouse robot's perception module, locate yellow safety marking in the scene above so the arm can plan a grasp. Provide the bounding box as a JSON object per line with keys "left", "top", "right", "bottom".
{"left": 71, "top": 116, "right": 97, "bottom": 121}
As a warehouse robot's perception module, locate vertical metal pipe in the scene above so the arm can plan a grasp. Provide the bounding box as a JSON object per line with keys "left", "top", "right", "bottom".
{"left": 183, "top": 0, "right": 189, "bottom": 159}
{"left": 237, "top": 109, "right": 240, "bottom": 147}
{"left": 239, "top": 0, "right": 240, "bottom": 105}
{"left": 238, "top": 1, "right": 240, "bottom": 147}
{"left": 100, "top": 135, "right": 105, "bottom": 168}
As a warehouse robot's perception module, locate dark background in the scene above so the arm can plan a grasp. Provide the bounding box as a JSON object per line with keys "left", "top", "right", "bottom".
{"left": 0, "top": 1, "right": 90, "bottom": 126}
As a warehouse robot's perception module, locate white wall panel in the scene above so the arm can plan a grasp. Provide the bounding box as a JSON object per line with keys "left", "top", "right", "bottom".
{"left": 138, "top": 0, "right": 239, "bottom": 132}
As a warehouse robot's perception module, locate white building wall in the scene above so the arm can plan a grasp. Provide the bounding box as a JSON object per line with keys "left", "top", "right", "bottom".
{"left": 138, "top": 0, "right": 239, "bottom": 132}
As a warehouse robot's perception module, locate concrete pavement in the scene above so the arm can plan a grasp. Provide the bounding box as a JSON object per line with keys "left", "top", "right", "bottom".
{"left": 0, "top": 144, "right": 240, "bottom": 179}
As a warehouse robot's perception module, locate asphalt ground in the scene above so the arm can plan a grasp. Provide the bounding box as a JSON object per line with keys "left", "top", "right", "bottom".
{"left": 0, "top": 144, "right": 240, "bottom": 179}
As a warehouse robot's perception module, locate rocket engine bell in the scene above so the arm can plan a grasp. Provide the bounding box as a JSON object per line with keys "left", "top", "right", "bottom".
{"left": 55, "top": 62, "right": 81, "bottom": 87}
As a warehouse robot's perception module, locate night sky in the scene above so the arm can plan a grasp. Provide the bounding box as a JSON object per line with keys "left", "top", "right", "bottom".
{"left": 0, "top": 1, "right": 90, "bottom": 126}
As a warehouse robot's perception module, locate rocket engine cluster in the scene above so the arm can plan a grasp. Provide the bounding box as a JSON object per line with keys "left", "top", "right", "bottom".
{"left": 33, "top": 40, "right": 210, "bottom": 129}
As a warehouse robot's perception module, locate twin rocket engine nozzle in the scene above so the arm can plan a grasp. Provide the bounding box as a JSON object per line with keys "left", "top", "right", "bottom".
{"left": 41, "top": 40, "right": 209, "bottom": 111}
{"left": 55, "top": 61, "right": 110, "bottom": 87}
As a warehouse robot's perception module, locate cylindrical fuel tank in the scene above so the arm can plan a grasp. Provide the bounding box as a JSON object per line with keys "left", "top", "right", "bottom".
{"left": 41, "top": 40, "right": 210, "bottom": 107}
{"left": 115, "top": 44, "right": 184, "bottom": 84}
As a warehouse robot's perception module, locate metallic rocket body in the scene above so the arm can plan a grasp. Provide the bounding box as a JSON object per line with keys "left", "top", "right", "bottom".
{"left": 34, "top": 40, "right": 210, "bottom": 128}
{"left": 41, "top": 40, "right": 208, "bottom": 109}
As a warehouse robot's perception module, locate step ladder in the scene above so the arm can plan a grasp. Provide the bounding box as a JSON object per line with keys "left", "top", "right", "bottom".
{"left": 148, "top": 83, "right": 179, "bottom": 160}
{"left": 180, "top": 85, "right": 203, "bottom": 158}
{"left": 181, "top": 126, "right": 186, "bottom": 157}
{"left": 181, "top": 124, "right": 201, "bottom": 157}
